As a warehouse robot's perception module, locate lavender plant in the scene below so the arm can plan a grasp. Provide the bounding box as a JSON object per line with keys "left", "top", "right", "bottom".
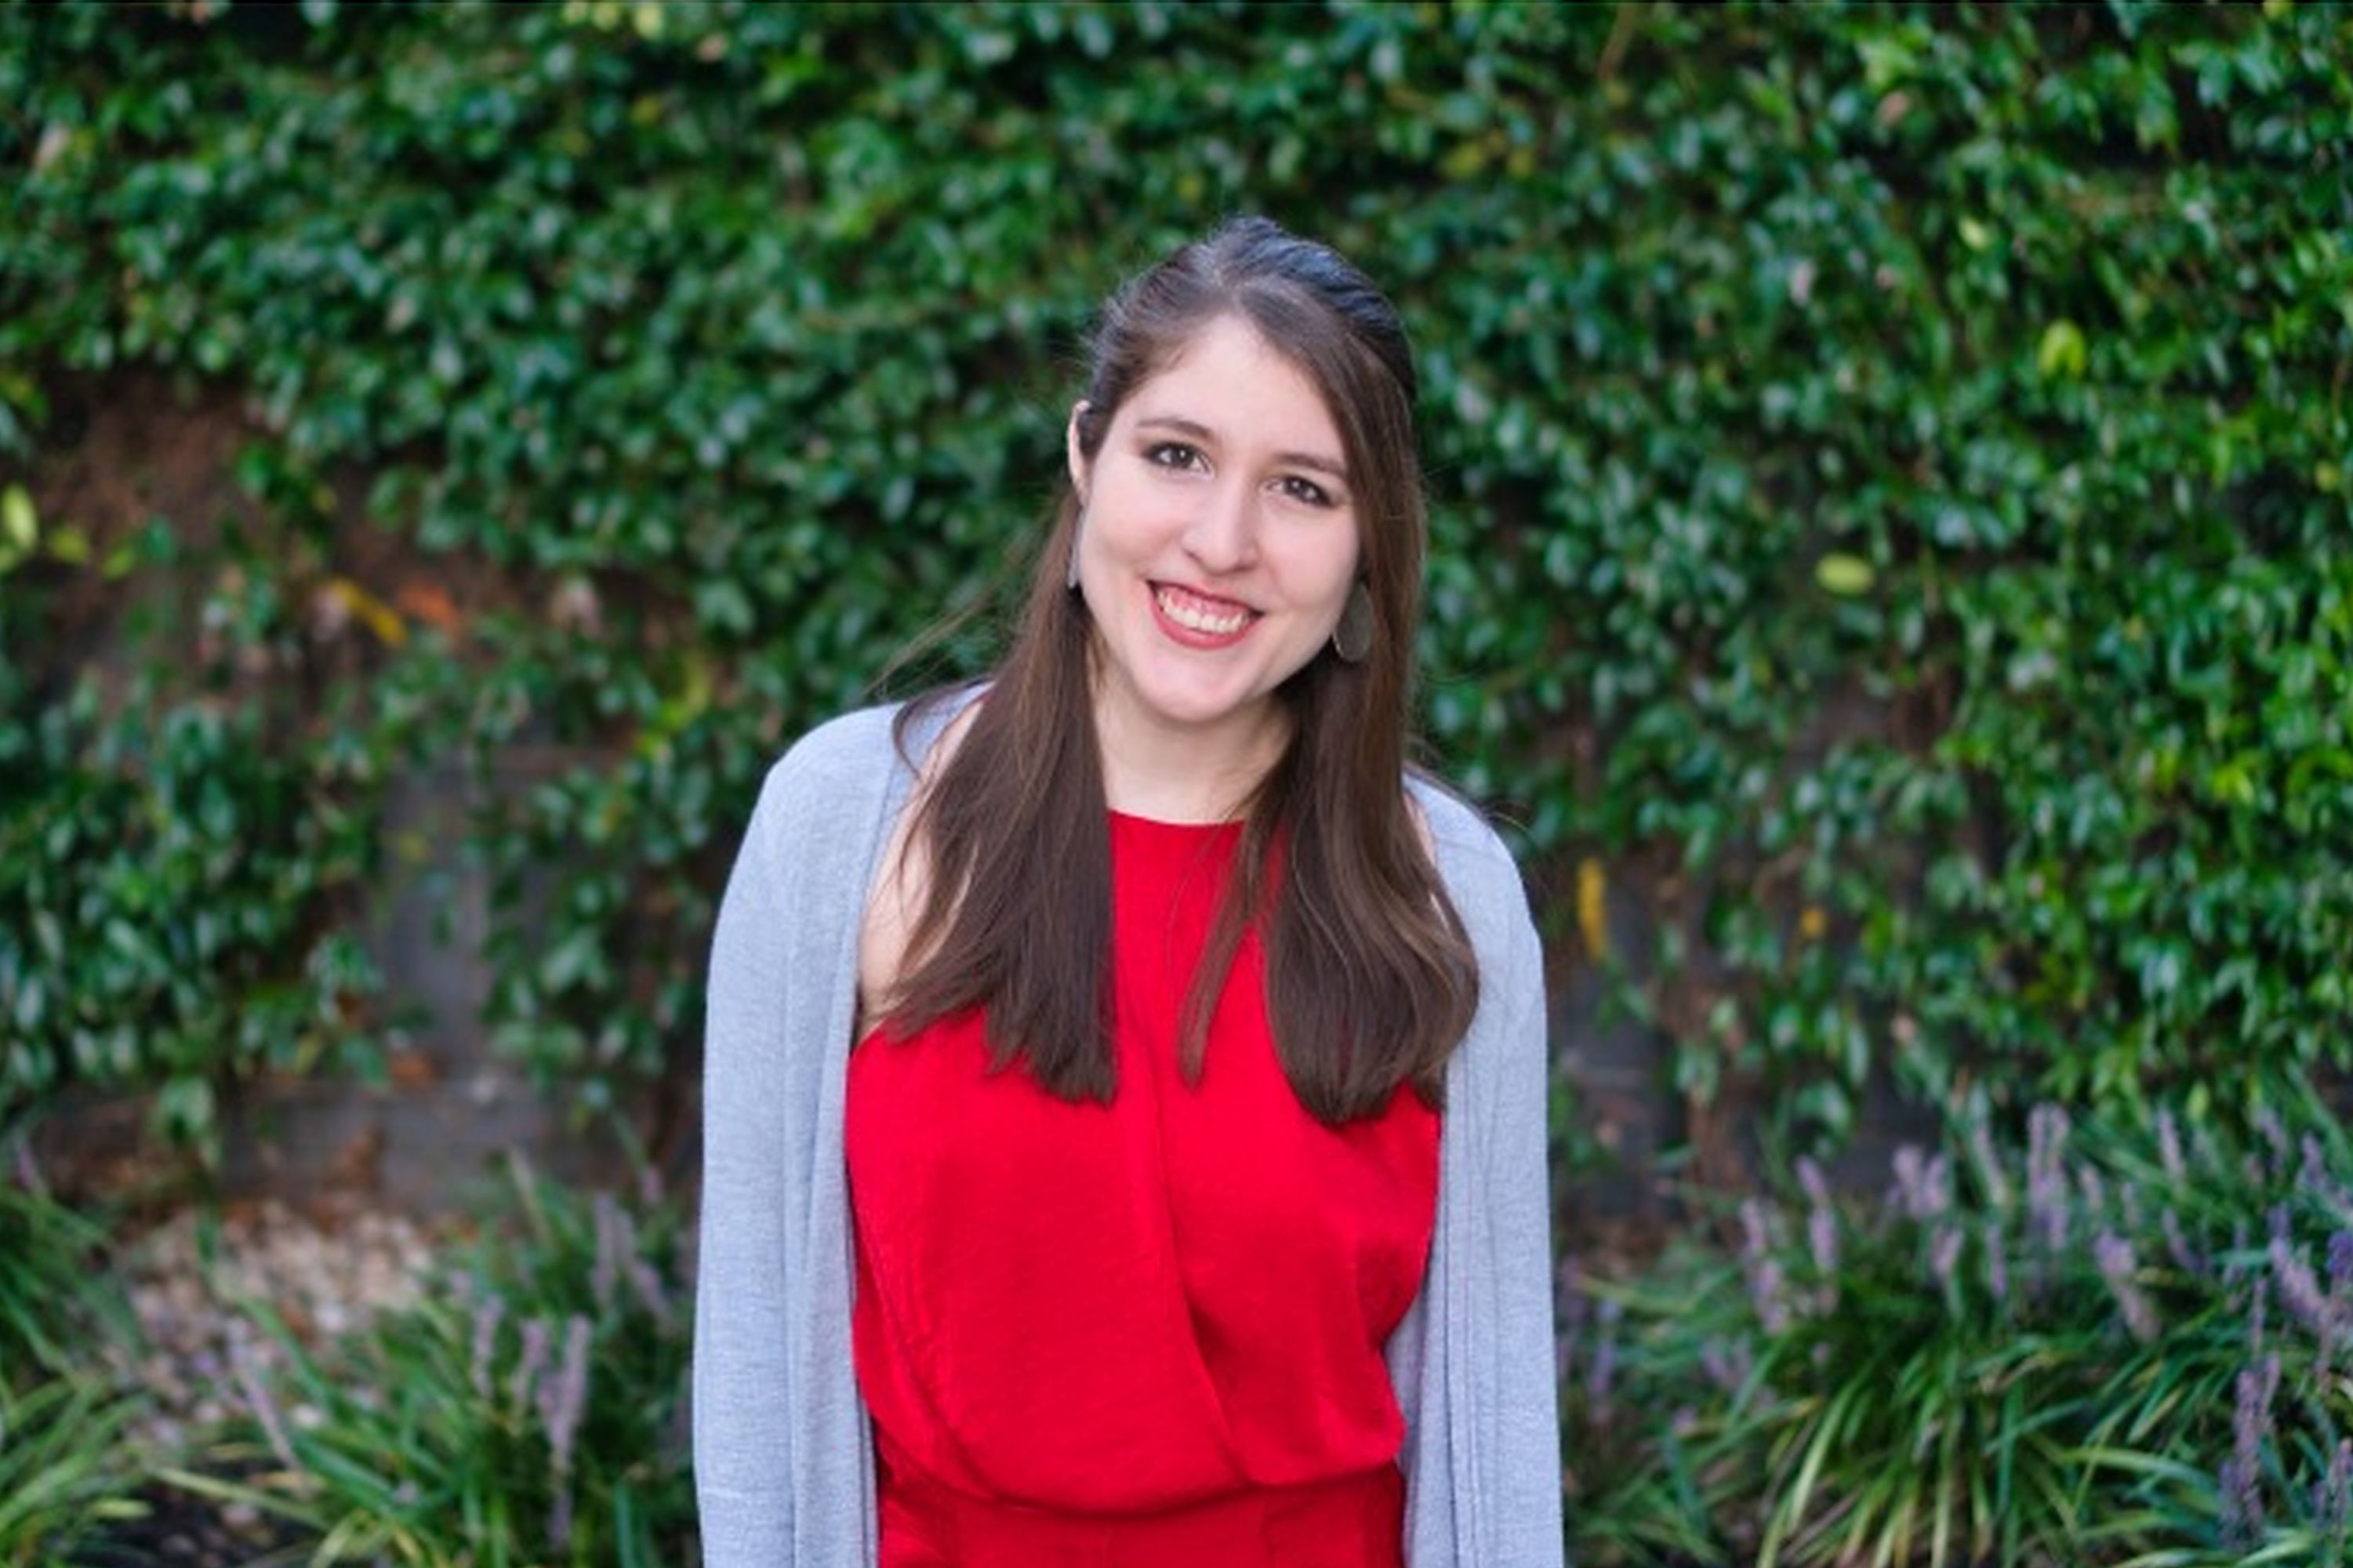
{"left": 202, "top": 1156, "right": 694, "bottom": 1566}
{"left": 1561, "top": 1085, "right": 2353, "bottom": 1567}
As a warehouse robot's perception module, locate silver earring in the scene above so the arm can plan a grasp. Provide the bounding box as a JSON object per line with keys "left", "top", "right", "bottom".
{"left": 1331, "top": 581, "right": 1373, "bottom": 663}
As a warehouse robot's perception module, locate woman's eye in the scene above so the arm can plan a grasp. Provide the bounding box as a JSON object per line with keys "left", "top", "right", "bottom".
{"left": 1144, "top": 442, "right": 1204, "bottom": 470}
{"left": 1276, "top": 475, "right": 1334, "bottom": 507}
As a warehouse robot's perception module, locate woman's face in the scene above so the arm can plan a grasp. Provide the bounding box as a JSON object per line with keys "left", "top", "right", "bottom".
{"left": 1068, "top": 313, "right": 1362, "bottom": 764}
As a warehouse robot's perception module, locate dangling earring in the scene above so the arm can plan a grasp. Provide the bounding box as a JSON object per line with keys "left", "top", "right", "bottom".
{"left": 1331, "top": 581, "right": 1374, "bottom": 663}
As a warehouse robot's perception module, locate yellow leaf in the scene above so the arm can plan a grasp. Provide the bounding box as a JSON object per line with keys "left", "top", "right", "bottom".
{"left": 328, "top": 576, "right": 409, "bottom": 648}
{"left": 1799, "top": 906, "right": 1827, "bottom": 943}
{"left": 1439, "top": 147, "right": 1480, "bottom": 182}
{"left": 47, "top": 524, "right": 91, "bottom": 564}
{"left": 1816, "top": 553, "right": 1875, "bottom": 596}
{"left": 2036, "top": 319, "right": 2088, "bottom": 380}
{"left": 2, "top": 484, "right": 34, "bottom": 552}
{"left": 1576, "top": 858, "right": 1609, "bottom": 961}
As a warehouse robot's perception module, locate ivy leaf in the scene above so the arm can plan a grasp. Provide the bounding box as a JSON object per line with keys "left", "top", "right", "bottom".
{"left": 1816, "top": 554, "right": 1876, "bottom": 596}
{"left": 1, "top": 483, "right": 35, "bottom": 572}
{"left": 2036, "top": 320, "right": 2089, "bottom": 380}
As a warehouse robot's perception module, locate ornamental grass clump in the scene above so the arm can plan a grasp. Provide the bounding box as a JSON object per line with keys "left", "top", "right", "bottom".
{"left": 191, "top": 1156, "right": 694, "bottom": 1567}
{"left": 0, "top": 1165, "right": 151, "bottom": 1562}
{"left": 1561, "top": 1087, "right": 2353, "bottom": 1568}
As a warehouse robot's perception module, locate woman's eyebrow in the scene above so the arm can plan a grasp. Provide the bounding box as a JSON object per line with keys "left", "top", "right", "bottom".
{"left": 1134, "top": 415, "right": 1349, "bottom": 481}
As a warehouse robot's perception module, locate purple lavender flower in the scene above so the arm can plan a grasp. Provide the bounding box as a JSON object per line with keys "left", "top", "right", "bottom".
{"left": 2308, "top": 1138, "right": 2353, "bottom": 1219}
{"left": 536, "top": 1316, "right": 594, "bottom": 1552}
{"left": 535, "top": 1316, "right": 592, "bottom": 1471}
{"left": 2218, "top": 1457, "right": 2260, "bottom": 1550}
{"left": 2272, "top": 1235, "right": 2334, "bottom": 1351}
{"left": 1983, "top": 1217, "right": 2009, "bottom": 1308}
{"left": 2318, "top": 1437, "right": 2353, "bottom": 1544}
{"left": 1889, "top": 1145, "right": 1923, "bottom": 1218}
{"left": 2155, "top": 1108, "right": 2185, "bottom": 1183}
{"left": 1796, "top": 1157, "right": 1839, "bottom": 1283}
{"left": 548, "top": 1481, "right": 576, "bottom": 1555}
{"left": 2162, "top": 1210, "right": 2204, "bottom": 1279}
{"left": 2094, "top": 1232, "right": 2159, "bottom": 1342}
{"left": 1738, "top": 1197, "right": 1792, "bottom": 1334}
{"left": 628, "top": 1254, "right": 676, "bottom": 1331}
{"left": 1890, "top": 1145, "right": 1952, "bottom": 1223}
{"left": 2075, "top": 1164, "right": 2108, "bottom": 1226}
{"left": 2255, "top": 1105, "right": 2290, "bottom": 1172}
{"left": 9, "top": 1134, "right": 40, "bottom": 1196}
{"left": 2220, "top": 1352, "right": 2282, "bottom": 1547}
{"left": 1699, "top": 1335, "right": 1752, "bottom": 1395}
{"left": 510, "top": 1316, "right": 550, "bottom": 1410}
{"left": 2329, "top": 1232, "right": 2353, "bottom": 1302}
{"left": 1926, "top": 1153, "right": 1952, "bottom": 1218}
{"left": 1930, "top": 1225, "right": 1965, "bottom": 1294}
{"left": 1585, "top": 1298, "right": 1623, "bottom": 1421}
{"left": 470, "top": 1294, "right": 506, "bottom": 1403}
{"left": 2028, "top": 1105, "right": 2071, "bottom": 1257}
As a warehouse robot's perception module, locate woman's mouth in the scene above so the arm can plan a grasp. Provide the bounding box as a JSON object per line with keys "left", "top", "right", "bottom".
{"left": 1152, "top": 583, "right": 1258, "bottom": 644}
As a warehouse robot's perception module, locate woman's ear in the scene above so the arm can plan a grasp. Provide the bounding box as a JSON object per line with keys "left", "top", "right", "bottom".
{"left": 1066, "top": 400, "right": 1091, "bottom": 505}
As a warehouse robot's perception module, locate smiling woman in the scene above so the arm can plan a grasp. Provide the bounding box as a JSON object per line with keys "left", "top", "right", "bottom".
{"left": 693, "top": 218, "right": 1563, "bottom": 1568}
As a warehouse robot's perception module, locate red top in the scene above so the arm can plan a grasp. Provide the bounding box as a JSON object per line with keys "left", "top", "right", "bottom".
{"left": 846, "top": 810, "right": 1440, "bottom": 1567}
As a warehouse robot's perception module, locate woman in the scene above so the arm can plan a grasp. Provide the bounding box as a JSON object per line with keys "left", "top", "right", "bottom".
{"left": 695, "top": 217, "right": 1562, "bottom": 1566}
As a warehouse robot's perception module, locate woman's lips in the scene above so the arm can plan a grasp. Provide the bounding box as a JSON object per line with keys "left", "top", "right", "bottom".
{"left": 1151, "top": 582, "right": 1258, "bottom": 646}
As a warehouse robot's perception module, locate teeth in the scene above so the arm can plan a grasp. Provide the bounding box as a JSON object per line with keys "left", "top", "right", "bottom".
{"left": 1156, "top": 587, "right": 1251, "bottom": 637}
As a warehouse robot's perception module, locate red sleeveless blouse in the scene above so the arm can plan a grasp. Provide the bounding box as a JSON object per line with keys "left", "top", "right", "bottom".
{"left": 845, "top": 810, "right": 1440, "bottom": 1566}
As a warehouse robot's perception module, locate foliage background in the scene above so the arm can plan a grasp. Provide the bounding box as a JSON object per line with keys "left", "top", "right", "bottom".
{"left": 3, "top": 0, "right": 2349, "bottom": 1226}
{"left": 5, "top": 2, "right": 2351, "bottom": 1563}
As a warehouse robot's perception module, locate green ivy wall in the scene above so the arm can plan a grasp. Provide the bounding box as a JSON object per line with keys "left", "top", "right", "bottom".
{"left": 2, "top": 1, "right": 2348, "bottom": 1163}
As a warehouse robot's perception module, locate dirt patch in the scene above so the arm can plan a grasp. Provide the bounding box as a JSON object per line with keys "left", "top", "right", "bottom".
{"left": 74, "top": 1197, "right": 457, "bottom": 1566}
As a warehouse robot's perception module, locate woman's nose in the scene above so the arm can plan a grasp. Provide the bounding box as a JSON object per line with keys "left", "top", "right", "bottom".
{"left": 1182, "top": 481, "right": 1260, "bottom": 574}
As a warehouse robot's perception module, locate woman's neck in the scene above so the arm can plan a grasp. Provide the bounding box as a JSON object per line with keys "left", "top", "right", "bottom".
{"left": 1093, "top": 697, "right": 1289, "bottom": 825}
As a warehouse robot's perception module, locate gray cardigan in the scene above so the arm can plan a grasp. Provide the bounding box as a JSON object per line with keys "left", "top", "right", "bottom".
{"left": 693, "top": 699, "right": 1565, "bottom": 1566}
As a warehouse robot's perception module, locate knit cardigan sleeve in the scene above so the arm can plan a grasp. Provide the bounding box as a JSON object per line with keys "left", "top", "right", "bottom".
{"left": 694, "top": 706, "right": 910, "bottom": 1566}
{"left": 1390, "top": 780, "right": 1567, "bottom": 1568}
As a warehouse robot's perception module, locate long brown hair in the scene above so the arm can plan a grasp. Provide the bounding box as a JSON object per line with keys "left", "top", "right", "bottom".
{"left": 887, "top": 216, "right": 1477, "bottom": 1125}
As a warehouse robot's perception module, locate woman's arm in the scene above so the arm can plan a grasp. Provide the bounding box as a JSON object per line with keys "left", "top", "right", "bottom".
{"left": 1472, "top": 916, "right": 1569, "bottom": 1564}
{"left": 1393, "top": 791, "right": 1567, "bottom": 1566}
{"left": 694, "top": 760, "right": 804, "bottom": 1561}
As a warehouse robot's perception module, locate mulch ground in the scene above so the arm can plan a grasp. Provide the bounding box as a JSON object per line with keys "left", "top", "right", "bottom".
{"left": 67, "top": 1200, "right": 447, "bottom": 1566}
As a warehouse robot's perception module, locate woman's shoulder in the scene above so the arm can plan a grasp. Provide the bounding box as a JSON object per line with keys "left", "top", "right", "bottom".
{"left": 735, "top": 704, "right": 911, "bottom": 872}
{"left": 754, "top": 688, "right": 976, "bottom": 801}
{"left": 768, "top": 702, "right": 902, "bottom": 784}
{"left": 1404, "top": 771, "right": 1542, "bottom": 989}
{"left": 1403, "top": 773, "right": 1522, "bottom": 897}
